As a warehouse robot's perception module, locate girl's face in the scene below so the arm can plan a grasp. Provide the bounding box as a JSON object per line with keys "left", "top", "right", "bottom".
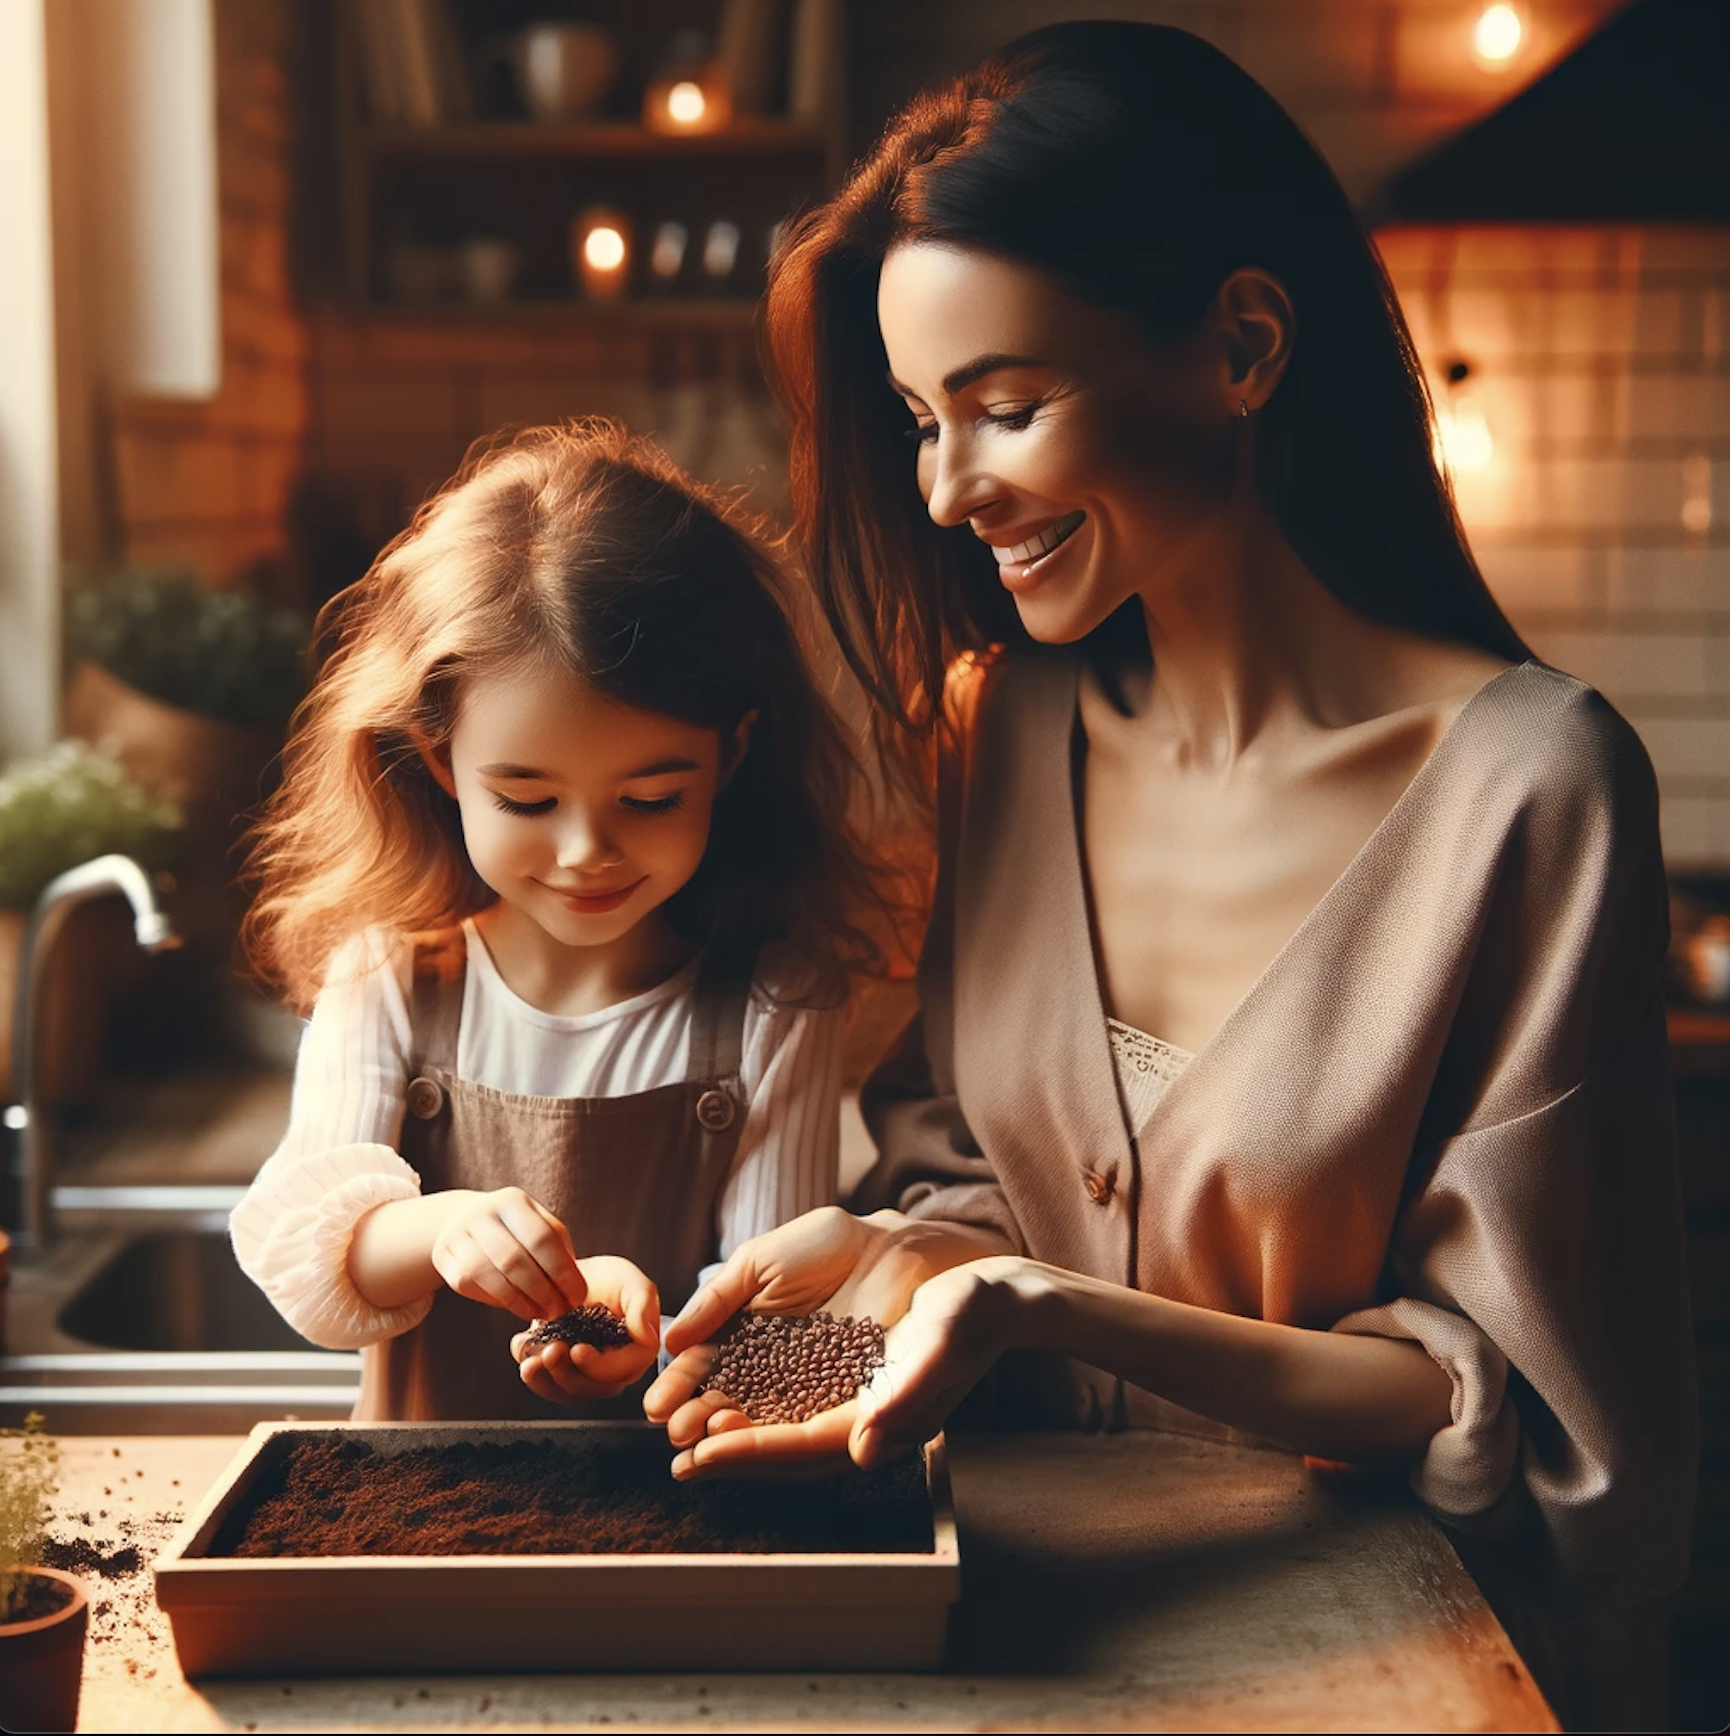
{"left": 441, "top": 660, "right": 730, "bottom": 953}
{"left": 876, "top": 241, "right": 1238, "bottom": 644}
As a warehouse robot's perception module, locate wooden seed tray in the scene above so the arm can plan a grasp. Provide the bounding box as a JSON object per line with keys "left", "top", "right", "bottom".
{"left": 152, "top": 1420, "right": 959, "bottom": 1676}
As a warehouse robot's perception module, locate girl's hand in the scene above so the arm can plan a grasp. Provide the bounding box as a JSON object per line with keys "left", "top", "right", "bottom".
{"left": 643, "top": 1208, "right": 1009, "bottom": 1479}
{"left": 510, "top": 1255, "right": 661, "bottom": 1404}
{"left": 429, "top": 1186, "right": 588, "bottom": 1320}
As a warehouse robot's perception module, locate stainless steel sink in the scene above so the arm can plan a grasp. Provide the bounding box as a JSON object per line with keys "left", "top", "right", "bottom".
{"left": 56, "top": 1227, "right": 315, "bottom": 1353}
{"left": 2, "top": 1225, "right": 359, "bottom": 1431}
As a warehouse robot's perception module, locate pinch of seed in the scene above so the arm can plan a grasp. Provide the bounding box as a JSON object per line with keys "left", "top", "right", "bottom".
{"left": 521, "top": 1305, "right": 634, "bottom": 1352}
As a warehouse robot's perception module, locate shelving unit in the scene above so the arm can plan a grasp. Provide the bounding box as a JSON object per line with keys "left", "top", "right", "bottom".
{"left": 330, "top": 2, "right": 846, "bottom": 317}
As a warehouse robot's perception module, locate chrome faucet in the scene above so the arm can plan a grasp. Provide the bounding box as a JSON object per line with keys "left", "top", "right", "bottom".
{"left": 4, "top": 854, "right": 180, "bottom": 1246}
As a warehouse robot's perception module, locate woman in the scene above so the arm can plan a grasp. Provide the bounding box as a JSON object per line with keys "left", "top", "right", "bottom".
{"left": 645, "top": 19, "right": 1695, "bottom": 1703}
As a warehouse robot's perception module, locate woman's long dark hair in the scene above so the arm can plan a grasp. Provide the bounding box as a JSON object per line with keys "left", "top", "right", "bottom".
{"left": 764, "top": 20, "right": 1528, "bottom": 765}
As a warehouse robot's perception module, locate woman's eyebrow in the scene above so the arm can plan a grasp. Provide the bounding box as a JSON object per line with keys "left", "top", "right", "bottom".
{"left": 886, "top": 351, "right": 1049, "bottom": 400}
{"left": 479, "top": 757, "right": 700, "bottom": 781}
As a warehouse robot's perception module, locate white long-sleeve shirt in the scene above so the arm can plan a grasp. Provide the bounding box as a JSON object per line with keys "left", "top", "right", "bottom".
{"left": 230, "top": 922, "right": 845, "bottom": 1349}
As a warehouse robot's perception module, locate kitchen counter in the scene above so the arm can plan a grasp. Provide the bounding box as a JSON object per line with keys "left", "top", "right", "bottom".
{"left": 54, "top": 1431, "right": 1556, "bottom": 1733}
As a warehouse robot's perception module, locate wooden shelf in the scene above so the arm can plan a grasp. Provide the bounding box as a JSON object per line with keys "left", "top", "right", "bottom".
{"left": 361, "top": 118, "right": 830, "bottom": 162}
{"left": 343, "top": 297, "right": 762, "bottom": 328}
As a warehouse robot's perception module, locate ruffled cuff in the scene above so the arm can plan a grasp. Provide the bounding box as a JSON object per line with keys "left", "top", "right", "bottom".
{"left": 1332, "top": 1297, "right": 1522, "bottom": 1529}
{"left": 229, "top": 1144, "right": 433, "bottom": 1350}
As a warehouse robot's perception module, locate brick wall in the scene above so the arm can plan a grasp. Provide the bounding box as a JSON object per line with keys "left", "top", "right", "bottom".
{"left": 1378, "top": 225, "right": 1730, "bottom": 868}
{"left": 103, "top": 0, "right": 309, "bottom": 589}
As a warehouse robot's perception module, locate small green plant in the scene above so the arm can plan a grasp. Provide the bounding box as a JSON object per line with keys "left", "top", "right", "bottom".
{"left": 0, "top": 741, "right": 181, "bottom": 912}
{"left": 66, "top": 568, "right": 311, "bottom": 733}
{"left": 0, "top": 1412, "right": 61, "bottom": 1621}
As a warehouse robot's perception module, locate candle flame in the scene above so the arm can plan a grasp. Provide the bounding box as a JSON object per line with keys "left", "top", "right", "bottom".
{"left": 667, "top": 81, "right": 707, "bottom": 126}
{"left": 583, "top": 226, "right": 626, "bottom": 271}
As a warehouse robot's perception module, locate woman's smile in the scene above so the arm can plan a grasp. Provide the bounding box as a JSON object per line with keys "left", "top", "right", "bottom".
{"left": 987, "top": 509, "right": 1088, "bottom": 590}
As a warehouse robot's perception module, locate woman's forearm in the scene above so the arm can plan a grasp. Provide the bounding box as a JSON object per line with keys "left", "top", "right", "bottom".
{"left": 1008, "top": 1263, "right": 1454, "bottom": 1464}
{"left": 347, "top": 1192, "right": 467, "bottom": 1309}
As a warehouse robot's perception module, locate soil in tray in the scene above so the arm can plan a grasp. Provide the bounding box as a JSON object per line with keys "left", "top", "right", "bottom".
{"left": 207, "top": 1434, "right": 935, "bottom": 1558}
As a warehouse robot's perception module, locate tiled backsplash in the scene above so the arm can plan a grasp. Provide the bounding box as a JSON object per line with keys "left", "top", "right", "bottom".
{"left": 1379, "top": 225, "right": 1730, "bottom": 869}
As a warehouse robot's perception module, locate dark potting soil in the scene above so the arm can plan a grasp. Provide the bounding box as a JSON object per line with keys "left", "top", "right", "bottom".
{"left": 209, "top": 1433, "right": 934, "bottom": 1558}
{"left": 4, "top": 1571, "right": 75, "bottom": 1624}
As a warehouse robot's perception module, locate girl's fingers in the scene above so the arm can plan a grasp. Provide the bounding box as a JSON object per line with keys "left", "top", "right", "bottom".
{"left": 472, "top": 1211, "right": 576, "bottom": 1319}
{"left": 438, "top": 1233, "right": 545, "bottom": 1318}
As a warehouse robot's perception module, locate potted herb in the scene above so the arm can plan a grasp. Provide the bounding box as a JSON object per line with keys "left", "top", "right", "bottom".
{"left": 0, "top": 1412, "right": 84, "bottom": 1734}
{"left": 61, "top": 569, "right": 310, "bottom": 955}
{"left": 0, "top": 742, "right": 180, "bottom": 1104}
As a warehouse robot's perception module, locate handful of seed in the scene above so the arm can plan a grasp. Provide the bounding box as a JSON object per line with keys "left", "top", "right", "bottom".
{"left": 697, "top": 1310, "right": 887, "bottom": 1426}
{"left": 520, "top": 1305, "right": 635, "bottom": 1354}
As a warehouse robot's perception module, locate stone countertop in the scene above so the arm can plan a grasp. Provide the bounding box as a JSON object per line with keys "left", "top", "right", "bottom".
{"left": 52, "top": 1431, "right": 1556, "bottom": 1734}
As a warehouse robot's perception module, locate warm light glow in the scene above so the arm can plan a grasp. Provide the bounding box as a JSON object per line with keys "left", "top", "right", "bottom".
{"left": 582, "top": 226, "right": 626, "bottom": 271}
{"left": 1436, "top": 397, "right": 1495, "bottom": 473}
{"left": 1473, "top": 3, "right": 1524, "bottom": 64}
{"left": 1682, "top": 453, "right": 1714, "bottom": 534}
{"left": 666, "top": 80, "right": 706, "bottom": 125}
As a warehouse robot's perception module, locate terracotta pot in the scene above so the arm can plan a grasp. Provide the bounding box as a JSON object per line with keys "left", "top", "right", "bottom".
{"left": 0, "top": 1566, "right": 88, "bottom": 1733}
{"left": 62, "top": 658, "right": 280, "bottom": 956}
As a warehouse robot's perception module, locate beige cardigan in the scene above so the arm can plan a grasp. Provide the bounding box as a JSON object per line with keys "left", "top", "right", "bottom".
{"left": 857, "top": 651, "right": 1696, "bottom": 1601}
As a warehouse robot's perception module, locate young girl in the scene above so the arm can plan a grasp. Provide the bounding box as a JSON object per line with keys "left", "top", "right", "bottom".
{"left": 231, "top": 419, "right": 890, "bottom": 1421}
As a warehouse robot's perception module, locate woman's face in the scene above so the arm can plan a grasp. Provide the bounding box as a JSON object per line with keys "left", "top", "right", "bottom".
{"left": 877, "top": 241, "right": 1238, "bottom": 644}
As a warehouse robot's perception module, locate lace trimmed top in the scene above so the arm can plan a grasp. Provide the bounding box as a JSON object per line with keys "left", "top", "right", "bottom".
{"left": 1106, "top": 1018, "right": 1194, "bottom": 1140}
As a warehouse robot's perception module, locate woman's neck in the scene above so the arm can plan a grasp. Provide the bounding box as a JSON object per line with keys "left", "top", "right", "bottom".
{"left": 1121, "top": 505, "right": 1446, "bottom": 771}
{"left": 472, "top": 901, "right": 699, "bottom": 1019}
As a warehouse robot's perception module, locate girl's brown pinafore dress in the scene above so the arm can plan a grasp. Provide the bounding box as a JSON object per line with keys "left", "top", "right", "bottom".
{"left": 354, "top": 927, "right": 752, "bottom": 1421}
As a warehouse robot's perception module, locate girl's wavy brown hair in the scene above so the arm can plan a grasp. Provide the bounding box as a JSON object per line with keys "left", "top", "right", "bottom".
{"left": 245, "top": 418, "right": 897, "bottom": 1012}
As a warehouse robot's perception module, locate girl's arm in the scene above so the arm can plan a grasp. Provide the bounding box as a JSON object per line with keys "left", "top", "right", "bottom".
{"left": 849, "top": 1256, "right": 1453, "bottom": 1470}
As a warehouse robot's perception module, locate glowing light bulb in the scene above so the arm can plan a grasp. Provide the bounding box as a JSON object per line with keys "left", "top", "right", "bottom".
{"left": 583, "top": 226, "right": 626, "bottom": 271}
{"left": 1473, "top": 3, "right": 1524, "bottom": 65}
{"left": 667, "top": 81, "right": 706, "bottom": 125}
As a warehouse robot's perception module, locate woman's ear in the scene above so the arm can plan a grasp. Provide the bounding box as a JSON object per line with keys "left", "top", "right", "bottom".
{"left": 721, "top": 710, "right": 759, "bottom": 788}
{"left": 416, "top": 738, "right": 458, "bottom": 799}
{"left": 1213, "top": 267, "right": 1295, "bottom": 414}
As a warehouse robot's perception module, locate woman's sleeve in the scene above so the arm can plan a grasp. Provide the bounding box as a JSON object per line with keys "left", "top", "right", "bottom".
{"left": 850, "top": 660, "right": 1026, "bottom": 1253}
{"left": 1335, "top": 694, "right": 1697, "bottom": 1602}
{"left": 228, "top": 933, "right": 435, "bottom": 1350}
{"left": 713, "top": 992, "right": 846, "bottom": 1262}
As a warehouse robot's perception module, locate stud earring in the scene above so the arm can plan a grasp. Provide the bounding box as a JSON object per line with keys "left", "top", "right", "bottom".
{"left": 1236, "top": 398, "right": 1249, "bottom": 419}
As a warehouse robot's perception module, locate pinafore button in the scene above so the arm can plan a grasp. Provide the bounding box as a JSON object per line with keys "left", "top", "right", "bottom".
{"left": 1083, "top": 1169, "right": 1114, "bottom": 1204}
{"left": 406, "top": 1076, "right": 445, "bottom": 1120}
{"left": 695, "top": 1089, "right": 736, "bottom": 1132}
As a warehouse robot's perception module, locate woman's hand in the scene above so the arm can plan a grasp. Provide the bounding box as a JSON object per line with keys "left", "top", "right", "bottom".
{"left": 427, "top": 1186, "right": 590, "bottom": 1320}
{"left": 849, "top": 1255, "right": 1032, "bottom": 1467}
{"left": 510, "top": 1255, "right": 661, "bottom": 1404}
{"left": 643, "top": 1206, "right": 1013, "bottom": 1479}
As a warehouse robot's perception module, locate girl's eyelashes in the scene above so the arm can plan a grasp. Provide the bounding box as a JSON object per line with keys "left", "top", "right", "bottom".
{"left": 621, "top": 791, "right": 686, "bottom": 815}
{"left": 491, "top": 792, "right": 556, "bottom": 817}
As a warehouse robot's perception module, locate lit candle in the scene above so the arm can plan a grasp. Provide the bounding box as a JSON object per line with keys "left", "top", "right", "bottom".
{"left": 572, "top": 207, "right": 632, "bottom": 301}
{"left": 644, "top": 66, "right": 732, "bottom": 134}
